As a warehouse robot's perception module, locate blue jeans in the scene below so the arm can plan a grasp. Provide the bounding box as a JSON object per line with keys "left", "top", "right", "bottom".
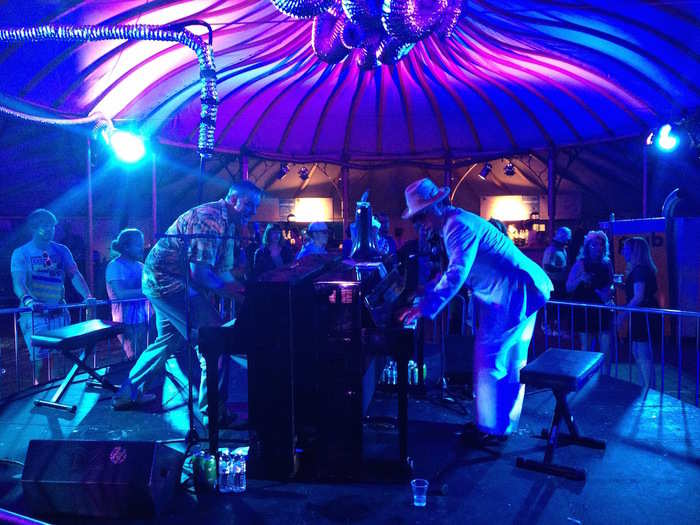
{"left": 125, "top": 290, "right": 229, "bottom": 417}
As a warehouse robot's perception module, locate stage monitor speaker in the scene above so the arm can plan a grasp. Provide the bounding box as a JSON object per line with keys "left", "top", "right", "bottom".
{"left": 21, "top": 440, "right": 184, "bottom": 518}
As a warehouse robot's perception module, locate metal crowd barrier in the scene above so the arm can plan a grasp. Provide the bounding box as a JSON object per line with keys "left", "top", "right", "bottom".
{"left": 543, "top": 300, "right": 700, "bottom": 406}
{"left": 0, "top": 298, "right": 151, "bottom": 401}
{"left": 3, "top": 296, "right": 698, "bottom": 407}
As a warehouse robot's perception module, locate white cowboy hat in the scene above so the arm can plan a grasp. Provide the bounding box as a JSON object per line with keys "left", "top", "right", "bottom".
{"left": 401, "top": 178, "right": 450, "bottom": 219}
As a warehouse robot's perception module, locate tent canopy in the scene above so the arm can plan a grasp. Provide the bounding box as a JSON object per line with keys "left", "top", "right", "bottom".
{"left": 0, "top": 0, "right": 698, "bottom": 231}
{"left": 0, "top": 1, "right": 698, "bottom": 162}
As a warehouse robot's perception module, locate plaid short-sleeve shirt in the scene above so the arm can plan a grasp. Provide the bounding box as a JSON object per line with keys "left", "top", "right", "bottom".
{"left": 142, "top": 199, "right": 236, "bottom": 297}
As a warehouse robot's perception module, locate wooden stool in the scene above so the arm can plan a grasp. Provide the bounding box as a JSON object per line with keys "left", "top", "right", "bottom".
{"left": 516, "top": 348, "right": 606, "bottom": 480}
{"left": 32, "top": 319, "right": 124, "bottom": 412}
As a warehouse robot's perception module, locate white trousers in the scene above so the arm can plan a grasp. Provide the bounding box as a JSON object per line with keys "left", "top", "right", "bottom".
{"left": 474, "top": 310, "right": 538, "bottom": 436}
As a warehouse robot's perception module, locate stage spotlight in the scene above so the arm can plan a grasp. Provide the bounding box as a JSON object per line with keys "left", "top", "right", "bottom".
{"left": 100, "top": 128, "right": 146, "bottom": 163}
{"left": 110, "top": 130, "right": 146, "bottom": 163}
{"left": 298, "top": 166, "right": 310, "bottom": 181}
{"left": 478, "top": 162, "right": 492, "bottom": 180}
{"left": 504, "top": 161, "right": 515, "bottom": 177}
{"left": 278, "top": 162, "right": 289, "bottom": 180}
{"left": 656, "top": 124, "right": 678, "bottom": 152}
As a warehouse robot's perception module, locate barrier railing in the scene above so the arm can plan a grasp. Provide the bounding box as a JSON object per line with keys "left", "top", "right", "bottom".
{"left": 0, "top": 298, "right": 151, "bottom": 401}
{"left": 543, "top": 300, "right": 700, "bottom": 406}
{"left": 3, "top": 296, "right": 698, "bottom": 407}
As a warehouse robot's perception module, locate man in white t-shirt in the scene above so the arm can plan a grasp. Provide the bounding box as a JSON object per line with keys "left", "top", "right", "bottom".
{"left": 11, "top": 209, "right": 96, "bottom": 383}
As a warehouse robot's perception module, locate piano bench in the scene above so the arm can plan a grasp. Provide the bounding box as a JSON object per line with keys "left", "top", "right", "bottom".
{"left": 32, "top": 319, "right": 124, "bottom": 412}
{"left": 516, "top": 348, "right": 606, "bottom": 481}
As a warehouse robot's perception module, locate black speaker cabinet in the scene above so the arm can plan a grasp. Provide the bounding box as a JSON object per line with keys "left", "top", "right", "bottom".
{"left": 21, "top": 440, "right": 184, "bottom": 518}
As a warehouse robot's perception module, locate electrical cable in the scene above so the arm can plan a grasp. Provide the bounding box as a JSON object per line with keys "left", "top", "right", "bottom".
{"left": 0, "top": 458, "right": 24, "bottom": 467}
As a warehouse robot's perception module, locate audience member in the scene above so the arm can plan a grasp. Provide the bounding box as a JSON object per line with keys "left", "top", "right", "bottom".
{"left": 10, "top": 209, "right": 96, "bottom": 383}
{"left": 377, "top": 213, "right": 398, "bottom": 255}
{"left": 542, "top": 226, "right": 571, "bottom": 335}
{"left": 566, "top": 230, "right": 613, "bottom": 366}
{"left": 488, "top": 218, "right": 508, "bottom": 235}
{"left": 106, "top": 228, "right": 148, "bottom": 361}
{"left": 253, "top": 223, "right": 293, "bottom": 278}
{"left": 617, "top": 237, "right": 660, "bottom": 390}
{"left": 296, "top": 222, "right": 329, "bottom": 259}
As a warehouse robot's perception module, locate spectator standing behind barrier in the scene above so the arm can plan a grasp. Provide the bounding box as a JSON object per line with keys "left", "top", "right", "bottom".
{"left": 617, "top": 237, "right": 660, "bottom": 390}
{"left": 253, "top": 223, "right": 293, "bottom": 279}
{"left": 542, "top": 227, "right": 572, "bottom": 335}
{"left": 10, "top": 209, "right": 96, "bottom": 384}
{"left": 377, "top": 213, "right": 398, "bottom": 255}
{"left": 566, "top": 230, "right": 614, "bottom": 368}
{"left": 106, "top": 229, "right": 148, "bottom": 361}
{"left": 296, "top": 222, "right": 329, "bottom": 259}
{"left": 488, "top": 218, "right": 508, "bottom": 236}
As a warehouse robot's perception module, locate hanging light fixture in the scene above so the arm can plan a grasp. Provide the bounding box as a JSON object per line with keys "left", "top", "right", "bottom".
{"left": 298, "top": 166, "right": 310, "bottom": 181}
{"left": 278, "top": 162, "right": 290, "bottom": 179}
{"left": 478, "top": 162, "right": 492, "bottom": 180}
{"left": 504, "top": 161, "right": 515, "bottom": 177}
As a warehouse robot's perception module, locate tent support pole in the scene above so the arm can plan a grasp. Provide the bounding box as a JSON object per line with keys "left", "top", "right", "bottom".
{"left": 642, "top": 144, "right": 648, "bottom": 218}
{"left": 198, "top": 158, "right": 206, "bottom": 203}
{"left": 86, "top": 138, "right": 94, "bottom": 291}
{"left": 547, "top": 149, "right": 556, "bottom": 236}
{"left": 151, "top": 153, "right": 157, "bottom": 240}
{"left": 241, "top": 153, "right": 249, "bottom": 181}
{"left": 444, "top": 158, "right": 453, "bottom": 198}
{"left": 341, "top": 166, "right": 350, "bottom": 233}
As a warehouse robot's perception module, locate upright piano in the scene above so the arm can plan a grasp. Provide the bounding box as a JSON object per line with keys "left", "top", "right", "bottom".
{"left": 200, "top": 253, "right": 422, "bottom": 480}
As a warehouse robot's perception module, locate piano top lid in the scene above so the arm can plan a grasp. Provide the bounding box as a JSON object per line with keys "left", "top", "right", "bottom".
{"left": 257, "top": 253, "right": 342, "bottom": 284}
{"left": 314, "top": 260, "right": 361, "bottom": 286}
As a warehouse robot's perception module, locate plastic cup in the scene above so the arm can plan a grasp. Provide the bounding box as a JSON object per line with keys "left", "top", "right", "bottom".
{"left": 411, "top": 478, "right": 429, "bottom": 507}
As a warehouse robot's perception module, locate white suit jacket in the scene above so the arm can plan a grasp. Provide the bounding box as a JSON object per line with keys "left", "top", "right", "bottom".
{"left": 419, "top": 207, "right": 553, "bottom": 331}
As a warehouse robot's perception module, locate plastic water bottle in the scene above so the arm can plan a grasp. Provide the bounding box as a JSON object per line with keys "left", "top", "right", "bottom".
{"left": 218, "top": 450, "right": 234, "bottom": 493}
{"left": 390, "top": 361, "right": 397, "bottom": 385}
{"left": 408, "top": 360, "right": 416, "bottom": 385}
{"left": 232, "top": 454, "right": 247, "bottom": 493}
{"left": 381, "top": 361, "right": 390, "bottom": 383}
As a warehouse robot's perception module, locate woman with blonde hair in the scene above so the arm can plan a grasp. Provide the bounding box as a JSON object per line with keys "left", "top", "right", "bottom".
{"left": 617, "top": 236, "right": 659, "bottom": 390}
{"left": 566, "top": 230, "right": 614, "bottom": 366}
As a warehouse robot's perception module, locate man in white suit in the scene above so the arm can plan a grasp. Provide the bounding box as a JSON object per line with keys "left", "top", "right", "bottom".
{"left": 400, "top": 178, "right": 553, "bottom": 442}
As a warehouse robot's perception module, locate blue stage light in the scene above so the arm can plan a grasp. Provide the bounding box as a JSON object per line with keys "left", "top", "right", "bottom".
{"left": 107, "top": 130, "right": 146, "bottom": 163}
{"left": 656, "top": 124, "right": 678, "bottom": 152}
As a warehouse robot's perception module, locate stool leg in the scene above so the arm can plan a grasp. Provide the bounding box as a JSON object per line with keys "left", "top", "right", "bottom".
{"left": 516, "top": 393, "right": 588, "bottom": 481}
{"left": 34, "top": 359, "right": 82, "bottom": 412}
{"left": 543, "top": 399, "right": 563, "bottom": 464}
{"left": 552, "top": 391, "right": 606, "bottom": 450}
{"left": 62, "top": 344, "right": 118, "bottom": 392}
{"left": 557, "top": 391, "right": 582, "bottom": 439}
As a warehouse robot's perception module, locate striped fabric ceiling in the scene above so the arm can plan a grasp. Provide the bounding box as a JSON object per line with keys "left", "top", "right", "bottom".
{"left": 0, "top": 0, "right": 698, "bottom": 162}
